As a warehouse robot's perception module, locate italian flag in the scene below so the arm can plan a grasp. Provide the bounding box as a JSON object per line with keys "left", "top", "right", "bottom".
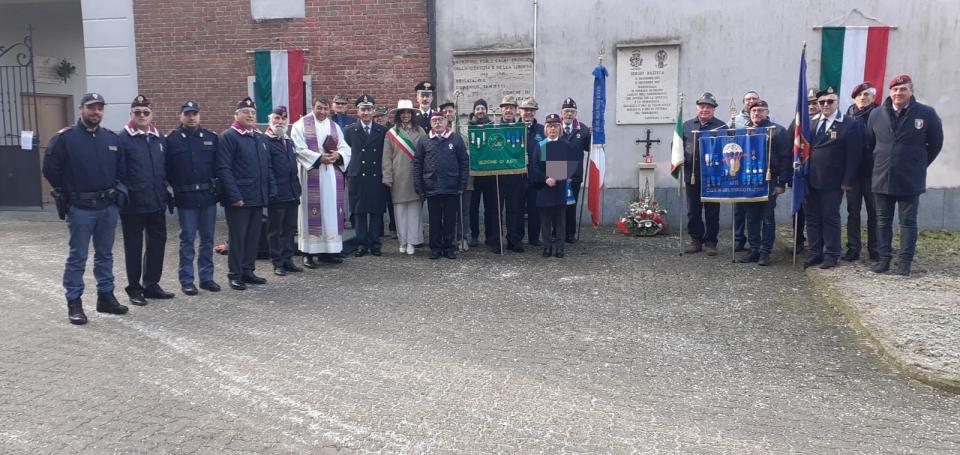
{"left": 820, "top": 26, "right": 890, "bottom": 111}
{"left": 254, "top": 49, "right": 305, "bottom": 123}
{"left": 669, "top": 105, "right": 684, "bottom": 180}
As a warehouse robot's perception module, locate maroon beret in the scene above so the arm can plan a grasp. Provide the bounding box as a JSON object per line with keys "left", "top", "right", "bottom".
{"left": 747, "top": 100, "right": 768, "bottom": 110}
{"left": 851, "top": 82, "right": 874, "bottom": 99}
{"left": 889, "top": 74, "right": 912, "bottom": 89}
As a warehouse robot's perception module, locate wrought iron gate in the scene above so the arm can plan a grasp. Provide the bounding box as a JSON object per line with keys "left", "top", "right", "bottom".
{"left": 0, "top": 25, "right": 42, "bottom": 207}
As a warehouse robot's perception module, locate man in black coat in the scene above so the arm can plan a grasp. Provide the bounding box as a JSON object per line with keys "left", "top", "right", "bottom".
{"left": 735, "top": 100, "right": 793, "bottom": 266}
{"left": 842, "top": 81, "right": 880, "bottom": 262}
{"left": 344, "top": 95, "right": 388, "bottom": 257}
{"left": 118, "top": 95, "right": 175, "bottom": 305}
{"left": 265, "top": 106, "right": 303, "bottom": 276}
{"left": 865, "top": 74, "right": 943, "bottom": 276}
{"left": 801, "top": 87, "right": 862, "bottom": 269}
{"left": 682, "top": 92, "right": 727, "bottom": 256}
{"left": 217, "top": 97, "right": 277, "bottom": 290}
{"left": 414, "top": 112, "right": 469, "bottom": 259}
{"left": 412, "top": 81, "right": 436, "bottom": 133}
{"left": 560, "top": 97, "right": 590, "bottom": 244}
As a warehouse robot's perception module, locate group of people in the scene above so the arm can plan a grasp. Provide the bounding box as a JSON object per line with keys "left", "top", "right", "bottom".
{"left": 42, "top": 81, "right": 593, "bottom": 325}
{"left": 682, "top": 74, "right": 943, "bottom": 274}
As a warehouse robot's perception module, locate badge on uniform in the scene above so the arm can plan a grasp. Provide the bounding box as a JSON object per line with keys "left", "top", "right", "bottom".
{"left": 915, "top": 119, "right": 924, "bottom": 129}
{"left": 830, "top": 130, "right": 837, "bottom": 140}
{"left": 448, "top": 143, "right": 454, "bottom": 150}
{"left": 204, "top": 141, "right": 213, "bottom": 146}
{"left": 576, "top": 133, "right": 581, "bottom": 139}
{"left": 108, "top": 145, "right": 118, "bottom": 151}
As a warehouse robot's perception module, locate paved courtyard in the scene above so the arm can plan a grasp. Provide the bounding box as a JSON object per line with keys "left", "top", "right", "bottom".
{"left": 0, "top": 214, "right": 958, "bottom": 454}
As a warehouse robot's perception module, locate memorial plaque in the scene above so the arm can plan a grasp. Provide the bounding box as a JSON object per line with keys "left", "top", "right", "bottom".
{"left": 452, "top": 49, "right": 533, "bottom": 118}
{"left": 615, "top": 43, "right": 680, "bottom": 124}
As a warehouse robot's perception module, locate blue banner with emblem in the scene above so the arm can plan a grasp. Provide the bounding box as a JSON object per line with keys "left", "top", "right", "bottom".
{"left": 697, "top": 127, "right": 772, "bottom": 202}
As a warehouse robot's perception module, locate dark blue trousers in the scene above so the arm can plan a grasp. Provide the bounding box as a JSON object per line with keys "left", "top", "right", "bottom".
{"left": 804, "top": 188, "right": 843, "bottom": 259}
{"left": 64, "top": 205, "right": 119, "bottom": 300}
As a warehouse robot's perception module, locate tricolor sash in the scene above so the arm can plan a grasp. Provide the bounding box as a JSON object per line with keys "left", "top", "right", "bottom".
{"left": 386, "top": 127, "right": 417, "bottom": 160}
{"left": 303, "top": 113, "right": 345, "bottom": 236}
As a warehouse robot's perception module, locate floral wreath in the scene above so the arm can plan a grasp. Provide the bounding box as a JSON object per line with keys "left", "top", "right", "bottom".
{"left": 617, "top": 192, "right": 668, "bottom": 237}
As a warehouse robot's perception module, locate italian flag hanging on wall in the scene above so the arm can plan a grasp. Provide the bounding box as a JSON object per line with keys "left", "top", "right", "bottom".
{"left": 254, "top": 49, "right": 305, "bottom": 123}
{"left": 819, "top": 26, "right": 890, "bottom": 111}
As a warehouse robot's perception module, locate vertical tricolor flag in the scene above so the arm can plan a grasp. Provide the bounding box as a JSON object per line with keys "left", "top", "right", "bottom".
{"left": 669, "top": 104, "right": 684, "bottom": 180}
{"left": 588, "top": 64, "right": 608, "bottom": 226}
{"left": 820, "top": 26, "right": 890, "bottom": 111}
{"left": 254, "top": 49, "right": 305, "bottom": 123}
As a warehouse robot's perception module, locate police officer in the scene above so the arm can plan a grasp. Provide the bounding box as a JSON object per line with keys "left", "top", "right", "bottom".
{"left": 331, "top": 94, "right": 358, "bottom": 132}
{"left": 165, "top": 100, "right": 221, "bottom": 295}
{"left": 119, "top": 95, "right": 174, "bottom": 306}
{"left": 866, "top": 74, "right": 943, "bottom": 276}
{"left": 682, "top": 92, "right": 727, "bottom": 256}
{"left": 42, "top": 92, "right": 129, "bottom": 324}
{"left": 217, "top": 97, "right": 276, "bottom": 290}
{"left": 413, "top": 81, "right": 436, "bottom": 132}
{"left": 519, "top": 97, "right": 544, "bottom": 247}
{"left": 264, "top": 106, "right": 303, "bottom": 276}
{"left": 344, "top": 95, "right": 388, "bottom": 256}
{"left": 801, "top": 87, "right": 862, "bottom": 270}
{"left": 559, "top": 97, "right": 591, "bottom": 243}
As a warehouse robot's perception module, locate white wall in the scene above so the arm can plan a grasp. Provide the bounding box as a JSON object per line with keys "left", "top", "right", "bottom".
{"left": 81, "top": 0, "right": 137, "bottom": 131}
{"left": 435, "top": 0, "right": 959, "bottom": 189}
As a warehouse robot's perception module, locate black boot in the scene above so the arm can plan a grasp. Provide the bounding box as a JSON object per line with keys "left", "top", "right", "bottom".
{"left": 67, "top": 298, "right": 87, "bottom": 325}
{"left": 895, "top": 261, "right": 912, "bottom": 276}
{"left": 872, "top": 258, "right": 891, "bottom": 274}
{"left": 96, "top": 292, "right": 129, "bottom": 315}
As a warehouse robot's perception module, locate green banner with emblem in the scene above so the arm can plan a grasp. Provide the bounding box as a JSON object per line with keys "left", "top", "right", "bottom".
{"left": 467, "top": 124, "right": 528, "bottom": 176}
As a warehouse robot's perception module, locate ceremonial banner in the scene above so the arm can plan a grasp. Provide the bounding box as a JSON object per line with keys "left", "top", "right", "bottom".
{"left": 820, "top": 26, "right": 890, "bottom": 111}
{"left": 588, "top": 64, "right": 608, "bottom": 226}
{"left": 253, "top": 49, "right": 305, "bottom": 122}
{"left": 792, "top": 46, "right": 812, "bottom": 214}
{"left": 697, "top": 128, "right": 772, "bottom": 202}
{"left": 467, "top": 124, "right": 527, "bottom": 176}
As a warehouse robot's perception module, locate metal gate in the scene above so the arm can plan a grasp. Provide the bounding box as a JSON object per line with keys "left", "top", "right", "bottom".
{"left": 0, "top": 26, "right": 42, "bottom": 207}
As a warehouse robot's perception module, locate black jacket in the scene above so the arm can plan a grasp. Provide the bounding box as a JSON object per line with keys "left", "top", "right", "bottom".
{"left": 344, "top": 121, "right": 388, "bottom": 213}
{"left": 216, "top": 127, "right": 276, "bottom": 207}
{"left": 561, "top": 120, "right": 591, "bottom": 182}
{"left": 42, "top": 121, "right": 124, "bottom": 210}
{"left": 796, "top": 111, "right": 862, "bottom": 191}
{"left": 414, "top": 131, "right": 469, "bottom": 197}
{"left": 165, "top": 126, "right": 218, "bottom": 209}
{"left": 530, "top": 138, "right": 578, "bottom": 207}
{"left": 746, "top": 119, "right": 793, "bottom": 188}
{"left": 118, "top": 128, "right": 169, "bottom": 214}
{"left": 846, "top": 103, "right": 879, "bottom": 180}
{"left": 266, "top": 133, "right": 301, "bottom": 205}
{"left": 866, "top": 96, "right": 943, "bottom": 195}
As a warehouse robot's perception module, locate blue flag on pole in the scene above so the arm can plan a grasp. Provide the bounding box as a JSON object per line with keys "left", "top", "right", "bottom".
{"left": 588, "top": 64, "right": 608, "bottom": 225}
{"left": 591, "top": 65, "right": 607, "bottom": 145}
{"left": 791, "top": 46, "right": 812, "bottom": 214}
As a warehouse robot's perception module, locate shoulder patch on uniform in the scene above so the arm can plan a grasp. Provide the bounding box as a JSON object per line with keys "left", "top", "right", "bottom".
{"left": 56, "top": 126, "right": 70, "bottom": 134}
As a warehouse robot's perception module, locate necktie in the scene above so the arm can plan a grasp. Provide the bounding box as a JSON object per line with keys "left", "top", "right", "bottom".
{"left": 565, "top": 125, "right": 572, "bottom": 136}
{"left": 815, "top": 120, "right": 827, "bottom": 142}
{"left": 364, "top": 126, "right": 370, "bottom": 136}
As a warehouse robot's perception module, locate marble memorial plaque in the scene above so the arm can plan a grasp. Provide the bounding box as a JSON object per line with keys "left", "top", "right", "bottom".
{"left": 452, "top": 49, "right": 533, "bottom": 118}
{"left": 615, "top": 44, "right": 680, "bottom": 124}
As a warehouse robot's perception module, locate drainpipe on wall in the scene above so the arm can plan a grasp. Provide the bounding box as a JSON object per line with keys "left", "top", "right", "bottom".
{"left": 532, "top": 0, "right": 538, "bottom": 96}
{"left": 427, "top": 0, "right": 437, "bottom": 101}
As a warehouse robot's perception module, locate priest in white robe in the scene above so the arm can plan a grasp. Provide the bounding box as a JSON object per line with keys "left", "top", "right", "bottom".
{"left": 290, "top": 97, "right": 352, "bottom": 266}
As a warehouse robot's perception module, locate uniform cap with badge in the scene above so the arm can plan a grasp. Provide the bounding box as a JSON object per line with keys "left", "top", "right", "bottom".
{"left": 518, "top": 97, "right": 539, "bottom": 110}
{"left": 373, "top": 106, "right": 388, "bottom": 117}
{"left": 544, "top": 113, "right": 562, "bottom": 124}
{"left": 80, "top": 92, "right": 105, "bottom": 106}
{"left": 131, "top": 94, "right": 151, "bottom": 109}
{"left": 415, "top": 81, "right": 434, "bottom": 95}
{"left": 850, "top": 81, "right": 874, "bottom": 99}
{"left": 889, "top": 74, "right": 912, "bottom": 88}
{"left": 499, "top": 95, "right": 518, "bottom": 107}
{"left": 561, "top": 97, "right": 577, "bottom": 110}
{"left": 355, "top": 95, "right": 374, "bottom": 108}
{"left": 333, "top": 94, "right": 350, "bottom": 104}
{"left": 236, "top": 96, "right": 256, "bottom": 111}
{"left": 181, "top": 100, "right": 200, "bottom": 113}
{"left": 272, "top": 106, "right": 288, "bottom": 118}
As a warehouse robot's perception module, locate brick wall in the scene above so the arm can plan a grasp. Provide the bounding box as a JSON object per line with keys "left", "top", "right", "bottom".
{"left": 133, "top": 0, "right": 430, "bottom": 132}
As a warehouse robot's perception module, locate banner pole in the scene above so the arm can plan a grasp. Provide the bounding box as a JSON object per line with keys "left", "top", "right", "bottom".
{"left": 496, "top": 174, "right": 504, "bottom": 255}
{"left": 577, "top": 145, "right": 592, "bottom": 240}
{"left": 679, "top": 166, "right": 685, "bottom": 256}
{"left": 731, "top": 203, "right": 736, "bottom": 262}
{"left": 793, "top": 211, "right": 799, "bottom": 267}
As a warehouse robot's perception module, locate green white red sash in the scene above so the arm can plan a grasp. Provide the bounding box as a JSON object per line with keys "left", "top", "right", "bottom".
{"left": 386, "top": 127, "right": 417, "bottom": 160}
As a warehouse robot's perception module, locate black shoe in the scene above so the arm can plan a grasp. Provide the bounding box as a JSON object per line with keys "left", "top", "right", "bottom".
{"left": 143, "top": 285, "right": 175, "bottom": 299}
{"left": 565, "top": 237, "right": 577, "bottom": 244}
{"left": 315, "top": 253, "right": 343, "bottom": 264}
{"left": 355, "top": 248, "right": 368, "bottom": 258}
{"left": 429, "top": 251, "right": 442, "bottom": 260}
{"left": 273, "top": 267, "right": 287, "bottom": 276}
{"left": 444, "top": 250, "right": 457, "bottom": 259}
{"left": 803, "top": 256, "right": 823, "bottom": 270}
{"left": 872, "top": 258, "right": 891, "bottom": 273}
{"left": 737, "top": 251, "right": 760, "bottom": 263}
{"left": 283, "top": 263, "right": 304, "bottom": 273}
{"left": 819, "top": 257, "right": 838, "bottom": 269}
{"left": 543, "top": 247, "right": 552, "bottom": 257}
{"left": 758, "top": 254, "right": 772, "bottom": 266}
{"left": 199, "top": 281, "right": 221, "bottom": 292}
{"left": 841, "top": 249, "right": 860, "bottom": 262}
{"left": 468, "top": 238, "right": 479, "bottom": 247}
{"left": 303, "top": 256, "right": 319, "bottom": 269}
{"left": 869, "top": 251, "right": 880, "bottom": 261}
{"left": 554, "top": 250, "right": 565, "bottom": 258}
{"left": 371, "top": 249, "right": 382, "bottom": 257}
{"left": 895, "top": 261, "right": 912, "bottom": 276}
{"left": 96, "top": 292, "right": 129, "bottom": 314}
{"left": 734, "top": 241, "right": 748, "bottom": 252}
{"left": 529, "top": 240, "right": 542, "bottom": 247}
{"left": 488, "top": 245, "right": 503, "bottom": 254}
{"left": 508, "top": 244, "right": 525, "bottom": 253}
{"left": 127, "top": 290, "right": 148, "bottom": 306}
{"left": 242, "top": 274, "right": 267, "bottom": 285}
{"left": 181, "top": 284, "right": 199, "bottom": 296}
{"left": 229, "top": 279, "right": 246, "bottom": 290}
{"left": 67, "top": 298, "right": 87, "bottom": 325}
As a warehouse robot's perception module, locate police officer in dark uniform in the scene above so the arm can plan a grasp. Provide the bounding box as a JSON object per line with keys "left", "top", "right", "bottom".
{"left": 217, "top": 97, "right": 277, "bottom": 290}
{"left": 559, "top": 97, "right": 591, "bottom": 243}
{"left": 118, "top": 95, "right": 174, "bottom": 306}
{"left": 519, "top": 97, "right": 544, "bottom": 247}
{"left": 344, "top": 95, "right": 388, "bottom": 256}
{"left": 866, "top": 74, "right": 943, "bottom": 276}
{"left": 682, "top": 92, "right": 727, "bottom": 256}
{"left": 42, "top": 92, "right": 129, "bottom": 324}
{"left": 413, "top": 81, "right": 436, "bottom": 132}
{"left": 264, "top": 106, "right": 303, "bottom": 276}
{"left": 800, "top": 87, "right": 862, "bottom": 269}
{"left": 330, "top": 94, "right": 358, "bottom": 132}
{"left": 165, "top": 100, "right": 221, "bottom": 295}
